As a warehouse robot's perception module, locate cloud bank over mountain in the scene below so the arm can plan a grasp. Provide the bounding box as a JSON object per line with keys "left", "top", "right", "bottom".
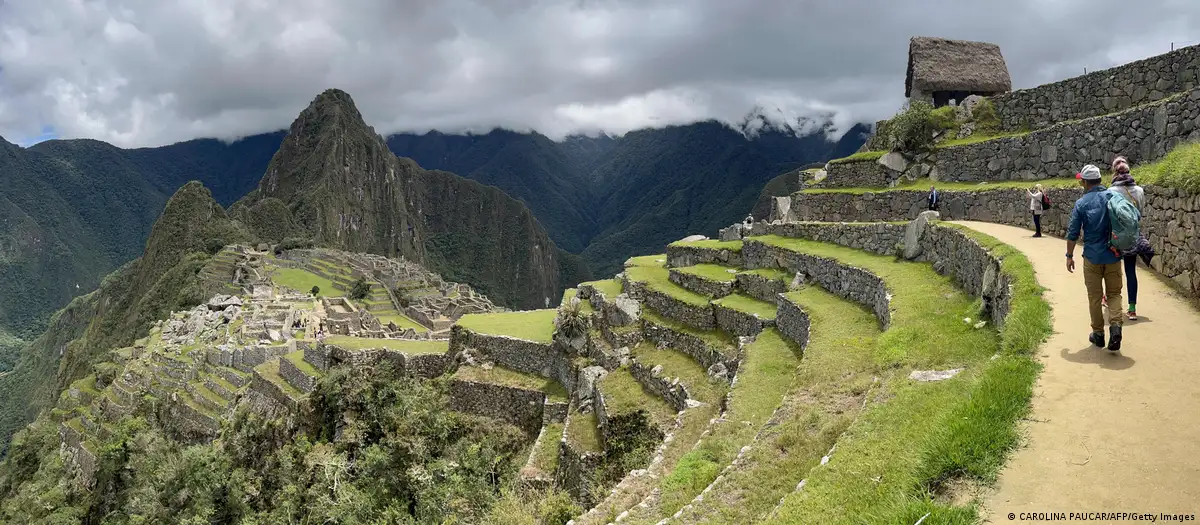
{"left": 0, "top": 0, "right": 1196, "bottom": 147}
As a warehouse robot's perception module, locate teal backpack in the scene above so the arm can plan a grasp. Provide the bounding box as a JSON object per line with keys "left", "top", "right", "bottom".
{"left": 1106, "top": 189, "right": 1141, "bottom": 253}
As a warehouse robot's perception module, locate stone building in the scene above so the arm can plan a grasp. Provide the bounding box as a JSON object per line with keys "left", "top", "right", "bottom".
{"left": 906, "top": 36, "right": 1012, "bottom": 107}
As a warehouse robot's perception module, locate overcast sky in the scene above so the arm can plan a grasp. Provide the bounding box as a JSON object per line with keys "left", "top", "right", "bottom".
{"left": 0, "top": 0, "right": 1197, "bottom": 148}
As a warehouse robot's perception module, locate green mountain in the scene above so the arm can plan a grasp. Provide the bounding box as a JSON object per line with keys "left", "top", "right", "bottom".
{"left": 0, "top": 132, "right": 283, "bottom": 357}
{"left": 233, "top": 89, "right": 585, "bottom": 308}
{"left": 0, "top": 181, "right": 246, "bottom": 454}
{"left": 387, "top": 120, "right": 869, "bottom": 276}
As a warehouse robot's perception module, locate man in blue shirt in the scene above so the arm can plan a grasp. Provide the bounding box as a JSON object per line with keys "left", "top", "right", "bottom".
{"left": 1066, "top": 164, "right": 1124, "bottom": 351}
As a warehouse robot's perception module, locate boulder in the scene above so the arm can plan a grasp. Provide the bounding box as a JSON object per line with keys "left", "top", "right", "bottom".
{"left": 719, "top": 224, "right": 744, "bottom": 241}
{"left": 909, "top": 368, "right": 964, "bottom": 382}
{"left": 679, "top": 234, "right": 708, "bottom": 243}
{"left": 610, "top": 294, "right": 642, "bottom": 326}
{"left": 877, "top": 151, "right": 910, "bottom": 174}
{"left": 769, "top": 196, "right": 793, "bottom": 223}
{"left": 577, "top": 366, "right": 608, "bottom": 403}
{"left": 267, "top": 329, "right": 283, "bottom": 342}
{"left": 902, "top": 210, "right": 940, "bottom": 260}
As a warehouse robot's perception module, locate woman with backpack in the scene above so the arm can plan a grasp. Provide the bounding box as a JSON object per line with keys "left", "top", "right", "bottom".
{"left": 1027, "top": 183, "right": 1046, "bottom": 237}
{"left": 1109, "top": 156, "right": 1150, "bottom": 321}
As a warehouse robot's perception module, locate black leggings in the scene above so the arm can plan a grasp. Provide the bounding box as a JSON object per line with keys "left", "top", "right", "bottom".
{"left": 1124, "top": 254, "right": 1138, "bottom": 307}
{"left": 1032, "top": 212, "right": 1042, "bottom": 236}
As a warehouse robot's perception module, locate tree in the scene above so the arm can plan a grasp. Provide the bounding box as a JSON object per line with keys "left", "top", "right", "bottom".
{"left": 349, "top": 278, "right": 370, "bottom": 301}
{"left": 311, "top": 286, "right": 320, "bottom": 297}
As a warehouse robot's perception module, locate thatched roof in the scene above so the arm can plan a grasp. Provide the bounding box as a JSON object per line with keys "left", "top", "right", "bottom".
{"left": 906, "top": 36, "right": 1012, "bottom": 97}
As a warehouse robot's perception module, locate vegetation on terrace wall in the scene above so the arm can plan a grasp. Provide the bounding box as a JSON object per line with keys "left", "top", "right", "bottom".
{"left": 0, "top": 361, "right": 576, "bottom": 524}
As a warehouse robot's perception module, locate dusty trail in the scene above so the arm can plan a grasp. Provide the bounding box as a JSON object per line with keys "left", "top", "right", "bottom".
{"left": 954, "top": 221, "right": 1200, "bottom": 520}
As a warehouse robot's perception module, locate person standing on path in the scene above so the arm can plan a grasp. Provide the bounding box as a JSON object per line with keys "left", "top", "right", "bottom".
{"left": 1027, "top": 183, "right": 1045, "bottom": 237}
{"left": 1065, "top": 164, "right": 1124, "bottom": 351}
{"left": 1109, "top": 156, "right": 1149, "bottom": 321}
{"left": 927, "top": 185, "right": 939, "bottom": 211}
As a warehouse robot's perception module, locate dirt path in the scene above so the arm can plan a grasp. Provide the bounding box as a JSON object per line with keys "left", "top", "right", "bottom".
{"left": 954, "top": 222, "right": 1200, "bottom": 520}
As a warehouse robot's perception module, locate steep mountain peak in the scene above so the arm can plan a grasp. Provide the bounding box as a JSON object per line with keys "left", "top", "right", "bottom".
{"left": 139, "top": 181, "right": 242, "bottom": 282}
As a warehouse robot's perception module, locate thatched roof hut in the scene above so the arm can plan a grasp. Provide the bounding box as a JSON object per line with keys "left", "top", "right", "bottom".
{"left": 906, "top": 36, "right": 1012, "bottom": 105}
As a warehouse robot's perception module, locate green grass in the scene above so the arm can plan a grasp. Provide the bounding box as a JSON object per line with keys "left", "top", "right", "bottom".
{"left": 204, "top": 373, "right": 239, "bottom": 396}
{"left": 374, "top": 312, "right": 428, "bottom": 332}
{"left": 253, "top": 359, "right": 307, "bottom": 401}
{"left": 528, "top": 423, "right": 565, "bottom": 475}
{"left": 675, "top": 264, "right": 739, "bottom": 283}
{"left": 624, "top": 261, "right": 713, "bottom": 308}
{"left": 935, "top": 129, "right": 1029, "bottom": 148}
{"left": 649, "top": 328, "right": 801, "bottom": 519}
{"left": 625, "top": 254, "right": 669, "bottom": 268}
{"left": 671, "top": 286, "right": 880, "bottom": 524}
{"left": 283, "top": 350, "right": 321, "bottom": 377}
{"left": 581, "top": 278, "right": 623, "bottom": 298}
{"left": 738, "top": 267, "right": 792, "bottom": 281}
{"left": 597, "top": 367, "right": 677, "bottom": 431}
{"left": 801, "top": 176, "right": 1103, "bottom": 195}
{"left": 454, "top": 365, "right": 569, "bottom": 402}
{"left": 271, "top": 268, "right": 339, "bottom": 296}
{"left": 561, "top": 288, "right": 594, "bottom": 314}
{"left": 189, "top": 381, "right": 230, "bottom": 408}
{"left": 750, "top": 235, "right": 994, "bottom": 368}
{"left": 666, "top": 239, "right": 743, "bottom": 252}
{"left": 322, "top": 335, "right": 450, "bottom": 355}
{"left": 568, "top": 410, "right": 602, "bottom": 453}
{"left": 712, "top": 293, "right": 778, "bottom": 319}
{"left": 827, "top": 150, "right": 887, "bottom": 164}
{"left": 746, "top": 228, "right": 1049, "bottom": 523}
{"left": 1134, "top": 140, "right": 1200, "bottom": 192}
{"left": 630, "top": 343, "right": 726, "bottom": 404}
{"left": 71, "top": 375, "right": 101, "bottom": 397}
{"left": 455, "top": 309, "right": 558, "bottom": 343}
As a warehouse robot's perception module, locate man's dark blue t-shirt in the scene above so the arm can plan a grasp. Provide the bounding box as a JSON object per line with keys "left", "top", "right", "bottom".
{"left": 1067, "top": 185, "right": 1120, "bottom": 265}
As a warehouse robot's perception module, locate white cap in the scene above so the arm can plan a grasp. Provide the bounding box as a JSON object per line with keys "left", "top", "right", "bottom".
{"left": 1076, "top": 164, "right": 1101, "bottom": 180}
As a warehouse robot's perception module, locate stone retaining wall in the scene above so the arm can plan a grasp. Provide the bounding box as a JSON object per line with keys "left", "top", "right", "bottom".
{"left": 641, "top": 316, "right": 739, "bottom": 380}
{"left": 556, "top": 427, "right": 604, "bottom": 506}
{"left": 624, "top": 279, "right": 716, "bottom": 331}
{"left": 750, "top": 221, "right": 1015, "bottom": 328}
{"left": 544, "top": 400, "right": 569, "bottom": 424}
{"left": 447, "top": 379, "right": 546, "bottom": 435}
{"left": 712, "top": 303, "right": 773, "bottom": 338}
{"left": 991, "top": 44, "right": 1200, "bottom": 131}
{"left": 735, "top": 272, "right": 788, "bottom": 304}
{"left": 788, "top": 185, "right": 1200, "bottom": 297}
{"left": 775, "top": 295, "right": 811, "bottom": 349}
{"left": 742, "top": 240, "right": 892, "bottom": 330}
{"left": 311, "top": 343, "right": 450, "bottom": 379}
{"left": 250, "top": 370, "right": 301, "bottom": 412}
{"left": 169, "top": 397, "right": 222, "bottom": 438}
{"left": 668, "top": 269, "right": 734, "bottom": 298}
{"left": 278, "top": 357, "right": 319, "bottom": 394}
{"left": 450, "top": 328, "right": 576, "bottom": 394}
{"left": 593, "top": 383, "right": 666, "bottom": 454}
{"left": 60, "top": 422, "right": 97, "bottom": 487}
{"left": 665, "top": 245, "right": 743, "bottom": 268}
{"left": 629, "top": 361, "right": 690, "bottom": 412}
{"left": 824, "top": 159, "right": 902, "bottom": 187}
{"left": 936, "top": 90, "right": 1200, "bottom": 182}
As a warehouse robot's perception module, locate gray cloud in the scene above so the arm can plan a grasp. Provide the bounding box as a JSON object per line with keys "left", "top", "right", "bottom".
{"left": 0, "top": 0, "right": 1196, "bottom": 147}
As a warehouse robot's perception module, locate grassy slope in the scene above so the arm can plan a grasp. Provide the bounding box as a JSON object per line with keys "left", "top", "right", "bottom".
{"left": 757, "top": 230, "right": 1048, "bottom": 523}
{"left": 676, "top": 264, "right": 740, "bottom": 282}
{"left": 455, "top": 309, "right": 557, "bottom": 343}
{"left": 271, "top": 268, "right": 339, "bottom": 296}
{"left": 673, "top": 285, "right": 880, "bottom": 524}
{"left": 322, "top": 336, "right": 449, "bottom": 355}
{"left": 454, "top": 365, "right": 569, "bottom": 402}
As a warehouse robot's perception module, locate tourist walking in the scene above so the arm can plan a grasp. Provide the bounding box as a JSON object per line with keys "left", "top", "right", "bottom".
{"left": 1109, "top": 157, "right": 1150, "bottom": 321}
{"left": 1065, "top": 164, "right": 1124, "bottom": 351}
{"left": 927, "top": 185, "right": 940, "bottom": 211}
{"left": 1027, "top": 183, "right": 1045, "bottom": 237}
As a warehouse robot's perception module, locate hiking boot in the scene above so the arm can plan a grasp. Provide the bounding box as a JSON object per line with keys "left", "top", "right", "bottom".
{"left": 1108, "top": 325, "right": 1123, "bottom": 352}
{"left": 1089, "top": 331, "right": 1105, "bottom": 348}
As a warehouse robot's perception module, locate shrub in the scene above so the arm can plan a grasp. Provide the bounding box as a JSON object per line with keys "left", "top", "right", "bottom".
{"left": 553, "top": 297, "right": 588, "bottom": 339}
{"left": 969, "top": 97, "right": 1001, "bottom": 134}
{"left": 310, "top": 285, "right": 320, "bottom": 297}
{"left": 349, "top": 278, "right": 370, "bottom": 300}
{"left": 274, "top": 237, "right": 315, "bottom": 255}
{"left": 889, "top": 101, "right": 940, "bottom": 152}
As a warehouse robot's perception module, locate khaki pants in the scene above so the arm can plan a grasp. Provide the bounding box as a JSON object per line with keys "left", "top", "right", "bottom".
{"left": 1084, "top": 260, "right": 1124, "bottom": 332}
